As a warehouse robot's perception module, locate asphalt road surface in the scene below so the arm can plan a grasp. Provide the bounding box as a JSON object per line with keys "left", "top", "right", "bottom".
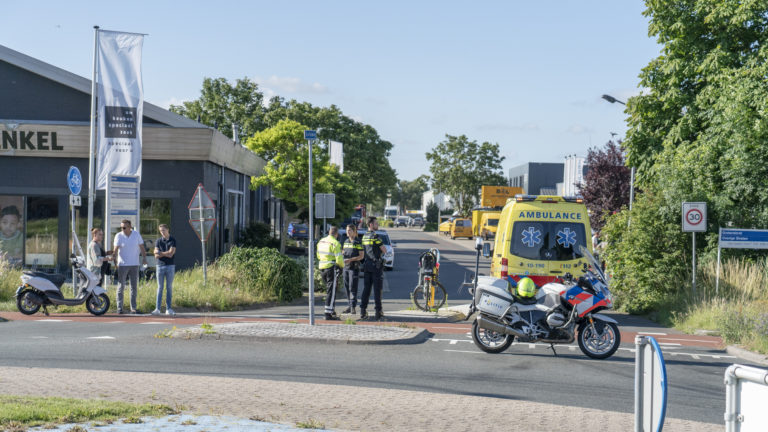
{"left": 0, "top": 228, "right": 745, "bottom": 426}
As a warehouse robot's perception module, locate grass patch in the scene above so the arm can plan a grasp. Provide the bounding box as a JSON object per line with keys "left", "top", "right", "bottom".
{"left": 343, "top": 317, "right": 356, "bottom": 325}
{"left": 0, "top": 395, "right": 178, "bottom": 430}
{"left": 296, "top": 418, "right": 325, "bottom": 429}
{"left": 647, "top": 258, "right": 768, "bottom": 355}
{"left": 154, "top": 326, "right": 177, "bottom": 339}
{"left": 200, "top": 322, "right": 215, "bottom": 334}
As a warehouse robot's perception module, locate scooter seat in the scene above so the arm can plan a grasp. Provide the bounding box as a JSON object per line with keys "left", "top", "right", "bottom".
{"left": 24, "top": 271, "right": 66, "bottom": 288}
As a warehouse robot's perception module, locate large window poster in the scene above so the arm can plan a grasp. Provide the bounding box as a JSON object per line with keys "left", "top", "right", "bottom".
{"left": 0, "top": 196, "right": 24, "bottom": 265}
{"left": 26, "top": 197, "right": 58, "bottom": 268}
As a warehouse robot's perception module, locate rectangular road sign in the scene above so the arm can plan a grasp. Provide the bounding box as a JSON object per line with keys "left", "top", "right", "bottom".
{"left": 682, "top": 202, "right": 707, "bottom": 232}
{"left": 315, "top": 193, "right": 335, "bottom": 219}
{"left": 69, "top": 194, "right": 81, "bottom": 207}
{"left": 719, "top": 228, "right": 768, "bottom": 249}
{"left": 304, "top": 130, "right": 317, "bottom": 140}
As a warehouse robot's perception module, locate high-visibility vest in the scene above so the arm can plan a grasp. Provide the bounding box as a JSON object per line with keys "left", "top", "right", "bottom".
{"left": 317, "top": 235, "right": 343, "bottom": 269}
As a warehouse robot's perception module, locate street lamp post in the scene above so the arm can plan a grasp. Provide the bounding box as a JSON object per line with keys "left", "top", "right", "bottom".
{"left": 602, "top": 94, "right": 634, "bottom": 224}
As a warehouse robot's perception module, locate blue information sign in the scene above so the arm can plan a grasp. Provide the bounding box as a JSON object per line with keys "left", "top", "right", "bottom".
{"left": 719, "top": 228, "right": 768, "bottom": 249}
{"left": 304, "top": 130, "right": 317, "bottom": 140}
{"left": 67, "top": 166, "right": 82, "bottom": 195}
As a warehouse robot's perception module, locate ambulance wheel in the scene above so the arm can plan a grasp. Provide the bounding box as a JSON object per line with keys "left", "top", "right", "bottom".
{"left": 472, "top": 319, "right": 513, "bottom": 353}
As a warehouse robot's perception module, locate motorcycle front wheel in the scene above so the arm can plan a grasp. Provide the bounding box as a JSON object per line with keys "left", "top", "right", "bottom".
{"left": 471, "top": 319, "right": 514, "bottom": 353}
{"left": 577, "top": 319, "right": 621, "bottom": 359}
{"left": 86, "top": 293, "right": 110, "bottom": 316}
{"left": 16, "top": 289, "right": 41, "bottom": 315}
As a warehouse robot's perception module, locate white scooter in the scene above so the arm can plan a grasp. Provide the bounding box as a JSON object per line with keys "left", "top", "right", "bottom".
{"left": 15, "top": 232, "right": 110, "bottom": 316}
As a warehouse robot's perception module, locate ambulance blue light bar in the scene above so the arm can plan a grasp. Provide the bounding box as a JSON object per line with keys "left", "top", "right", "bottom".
{"left": 515, "top": 194, "right": 537, "bottom": 202}
{"left": 563, "top": 196, "right": 584, "bottom": 203}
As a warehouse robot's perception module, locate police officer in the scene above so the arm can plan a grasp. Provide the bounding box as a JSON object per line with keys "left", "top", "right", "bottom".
{"left": 360, "top": 216, "right": 388, "bottom": 320}
{"left": 342, "top": 224, "right": 364, "bottom": 314}
{"left": 317, "top": 226, "right": 344, "bottom": 320}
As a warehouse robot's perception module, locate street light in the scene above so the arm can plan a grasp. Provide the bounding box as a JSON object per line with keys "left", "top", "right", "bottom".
{"left": 602, "top": 94, "right": 626, "bottom": 105}
{"left": 601, "top": 94, "right": 634, "bottom": 225}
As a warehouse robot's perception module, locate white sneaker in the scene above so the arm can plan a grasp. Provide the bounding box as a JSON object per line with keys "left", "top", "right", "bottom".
{"left": 151, "top": 309, "right": 161, "bottom": 316}
{"left": 165, "top": 308, "right": 176, "bottom": 316}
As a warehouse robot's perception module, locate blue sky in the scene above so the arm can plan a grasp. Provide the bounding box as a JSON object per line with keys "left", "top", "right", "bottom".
{"left": 3, "top": 1, "right": 660, "bottom": 181}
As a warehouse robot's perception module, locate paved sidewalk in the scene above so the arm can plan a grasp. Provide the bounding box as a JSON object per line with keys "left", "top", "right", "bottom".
{"left": 0, "top": 366, "right": 721, "bottom": 432}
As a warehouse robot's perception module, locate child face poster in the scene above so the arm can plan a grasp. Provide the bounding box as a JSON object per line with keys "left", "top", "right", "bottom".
{"left": 0, "top": 196, "right": 24, "bottom": 265}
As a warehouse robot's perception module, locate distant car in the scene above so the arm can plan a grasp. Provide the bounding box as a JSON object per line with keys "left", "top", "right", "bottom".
{"left": 395, "top": 216, "right": 410, "bottom": 227}
{"left": 287, "top": 223, "right": 309, "bottom": 240}
{"left": 411, "top": 216, "right": 424, "bottom": 227}
{"left": 376, "top": 230, "right": 395, "bottom": 270}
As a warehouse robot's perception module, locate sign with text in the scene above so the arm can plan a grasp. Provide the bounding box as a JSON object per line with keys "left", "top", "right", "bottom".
{"left": 315, "top": 193, "right": 335, "bottom": 219}
{"left": 682, "top": 202, "right": 707, "bottom": 232}
{"left": 108, "top": 174, "right": 139, "bottom": 230}
{"left": 304, "top": 130, "right": 316, "bottom": 140}
{"left": 719, "top": 228, "right": 768, "bottom": 249}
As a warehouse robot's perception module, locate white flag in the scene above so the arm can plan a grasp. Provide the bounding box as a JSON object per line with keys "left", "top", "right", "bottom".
{"left": 329, "top": 140, "right": 344, "bottom": 173}
{"left": 96, "top": 30, "right": 144, "bottom": 190}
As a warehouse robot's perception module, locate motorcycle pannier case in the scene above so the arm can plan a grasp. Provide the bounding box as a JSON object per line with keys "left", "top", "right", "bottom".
{"left": 475, "top": 276, "right": 513, "bottom": 317}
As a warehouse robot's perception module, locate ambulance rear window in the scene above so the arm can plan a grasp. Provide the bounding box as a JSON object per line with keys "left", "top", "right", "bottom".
{"left": 486, "top": 219, "right": 499, "bottom": 226}
{"left": 510, "top": 221, "right": 587, "bottom": 261}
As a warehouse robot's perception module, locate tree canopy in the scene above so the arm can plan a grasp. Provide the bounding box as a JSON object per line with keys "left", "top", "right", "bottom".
{"left": 393, "top": 175, "right": 430, "bottom": 211}
{"left": 426, "top": 134, "right": 506, "bottom": 216}
{"left": 577, "top": 140, "right": 631, "bottom": 231}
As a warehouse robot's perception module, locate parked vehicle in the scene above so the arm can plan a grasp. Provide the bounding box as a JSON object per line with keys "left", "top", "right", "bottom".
{"left": 15, "top": 233, "right": 110, "bottom": 316}
{"left": 384, "top": 205, "right": 399, "bottom": 221}
{"left": 469, "top": 245, "right": 620, "bottom": 359}
{"left": 287, "top": 222, "right": 309, "bottom": 240}
{"left": 376, "top": 230, "right": 395, "bottom": 270}
{"left": 438, "top": 217, "right": 454, "bottom": 235}
{"left": 395, "top": 216, "right": 411, "bottom": 227}
{"left": 450, "top": 218, "right": 473, "bottom": 239}
{"left": 490, "top": 195, "right": 592, "bottom": 287}
{"left": 480, "top": 213, "right": 500, "bottom": 240}
{"left": 411, "top": 216, "right": 424, "bottom": 227}
{"left": 412, "top": 248, "right": 446, "bottom": 311}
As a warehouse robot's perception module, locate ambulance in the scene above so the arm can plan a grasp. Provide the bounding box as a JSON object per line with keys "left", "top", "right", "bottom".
{"left": 490, "top": 195, "right": 592, "bottom": 287}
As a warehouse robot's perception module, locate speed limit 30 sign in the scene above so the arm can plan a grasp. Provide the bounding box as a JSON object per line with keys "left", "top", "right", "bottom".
{"left": 682, "top": 202, "right": 707, "bottom": 232}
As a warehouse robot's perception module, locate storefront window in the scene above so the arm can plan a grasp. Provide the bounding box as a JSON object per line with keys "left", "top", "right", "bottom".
{"left": 25, "top": 197, "right": 58, "bottom": 268}
{"left": 0, "top": 196, "right": 25, "bottom": 266}
{"left": 139, "top": 199, "right": 171, "bottom": 264}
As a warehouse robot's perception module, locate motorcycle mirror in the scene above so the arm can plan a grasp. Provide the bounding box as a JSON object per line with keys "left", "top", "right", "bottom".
{"left": 482, "top": 242, "right": 492, "bottom": 258}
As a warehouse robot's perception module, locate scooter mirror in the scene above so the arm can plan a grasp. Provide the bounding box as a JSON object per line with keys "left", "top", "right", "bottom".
{"left": 475, "top": 236, "right": 483, "bottom": 251}
{"left": 482, "top": 242, "right": 492, "bottom": 258}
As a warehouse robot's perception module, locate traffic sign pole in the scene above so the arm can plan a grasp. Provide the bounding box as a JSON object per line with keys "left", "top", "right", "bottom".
{"left": 306, "top": 131, "right": 316, "bottom": 326}
{"left": 198, "top": 186, "right": 207, "bottom": 284}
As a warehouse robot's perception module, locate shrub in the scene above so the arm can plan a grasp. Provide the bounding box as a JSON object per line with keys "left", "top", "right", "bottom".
{"left": 238, "top": 221, "right": 280, "bottom": 249}
{"left": 0, "top": 258, "right": 22, "bottom": 302}
{"left": 217, "top": 247, "right": 304, "bottom": 302}
{"left": 423, "top": 222, "right": 438, "bottom": 232}
{"left": 379, "top": 219, "right": 394, "bottom": 228}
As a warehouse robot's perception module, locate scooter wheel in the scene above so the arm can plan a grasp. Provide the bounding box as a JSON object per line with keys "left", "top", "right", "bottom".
{"left": 16, "top": 289, "right": 42, "bottom": 315}
{"left": 86, "top": 293, "right": 110, "bottom": 316}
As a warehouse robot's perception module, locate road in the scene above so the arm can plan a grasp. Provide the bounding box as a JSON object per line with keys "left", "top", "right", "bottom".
{"left": 0, "top": 228, "right": 749, "bottom": 427}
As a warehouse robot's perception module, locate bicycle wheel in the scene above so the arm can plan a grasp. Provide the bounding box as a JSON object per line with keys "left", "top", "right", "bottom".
{"left": 412, "top": 281, "right": 447, "bottom": 311}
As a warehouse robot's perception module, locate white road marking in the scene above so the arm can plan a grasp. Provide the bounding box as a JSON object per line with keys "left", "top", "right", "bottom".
{"left": 86, "top": 336, "right": 116, "bottom": 340}
{"left": 139, "top": 322, "right": 168, "bottom": 325}
{"left": 33, "top": 319, "right": 71, "bottom": 322}
{"left": 637, "top": 331, "right": 667, "bottom": 335}
{"left": 31, "top": 336, "right": 48, "bottom": 339}
{"left": 658, "top": 342, "right": 682, "bottom": 346}
{"left": 658, "top": 337, "right": 720, "bottom": 343}
{"left": 444, "top": 349, "right": 482, "bottom": 354}
{"left": 449, "top": 340, "right": 458, "bottom": 345}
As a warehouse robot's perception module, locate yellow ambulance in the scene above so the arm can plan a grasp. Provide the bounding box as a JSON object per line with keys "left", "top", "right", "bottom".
{"left": 490, "top": 195, "right": 592, "bottom": 287}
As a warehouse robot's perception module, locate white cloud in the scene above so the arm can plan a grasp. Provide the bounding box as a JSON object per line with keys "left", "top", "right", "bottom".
{"left": 254, "top": 75, "right": 329, "bottom": 94}
{"left": 157, "top": 97, "right": 188, "bottom": 110}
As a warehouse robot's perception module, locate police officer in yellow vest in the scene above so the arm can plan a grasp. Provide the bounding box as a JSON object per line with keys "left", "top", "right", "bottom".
{"left": 317, "top": 226, "right": 344, "bottom": 320}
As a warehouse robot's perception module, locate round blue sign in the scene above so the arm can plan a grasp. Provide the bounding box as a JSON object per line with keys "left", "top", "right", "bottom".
{"left": 67, "top": 166, "right": 82, "bottom": 195}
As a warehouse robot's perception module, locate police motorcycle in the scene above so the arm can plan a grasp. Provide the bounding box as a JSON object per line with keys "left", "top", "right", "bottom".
{"left": 468, "top": 244, "right": 620, "bottom": 359}
{"left": 15, "top": 232, "right": 110, "bottom": 316}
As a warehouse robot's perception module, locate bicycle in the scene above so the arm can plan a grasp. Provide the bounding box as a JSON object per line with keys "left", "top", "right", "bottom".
{"left": 412, "top": 248, "right": 447, "bottom": 311}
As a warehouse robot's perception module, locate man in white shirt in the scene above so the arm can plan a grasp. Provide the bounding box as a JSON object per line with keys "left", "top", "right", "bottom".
{"left": 113, "top": 219, "right": 147, "bottom": 314}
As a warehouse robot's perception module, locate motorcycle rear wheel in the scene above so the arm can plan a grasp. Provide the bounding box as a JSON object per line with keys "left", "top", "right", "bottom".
{"left": 472, "top": 319, "right": 514, "bottom": 353}
{"left": 16, "top": 289, "right": 41, "bottom": 315}
{"left": 412, "top": 282, "right": 447, "bottom": 312}
{"left": 86, "top": 293, "right": 110, "bottom": 316}
{"left": 577, "top": 320, "right": 620, "bottom": 359}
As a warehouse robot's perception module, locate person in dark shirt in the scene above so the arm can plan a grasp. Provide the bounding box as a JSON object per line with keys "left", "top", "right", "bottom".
{"left": 151, "top": 224, "right": 177, "bottom": 316}
{"left": 360, "top": 217, "right": 388, "bottom": 320}
{"left": 341, "top": 224, "right": 364, "bottom": 314}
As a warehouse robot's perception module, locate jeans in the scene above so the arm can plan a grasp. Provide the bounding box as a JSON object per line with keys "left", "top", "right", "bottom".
{"left": 116, "top": 265, "right": 139, "bottom": 311}
{"left": 155, "top": 265, "right": 175, "bottom": 310}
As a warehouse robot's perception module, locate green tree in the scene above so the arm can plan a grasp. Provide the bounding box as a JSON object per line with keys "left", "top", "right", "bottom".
{"left": 246, "top": 120, "right": 355, "bottom": 252}
{"left": 577, "top": 140, "right": 631, "bottom": 231}
{"left": 169, "top": 77, "right": 265, "bottom": 139}
{"left": 426, "top": 134, "right": 506, "bottom": 216}
{"left": 393, "top": 175, "right": 430, "bottom": 211}
{"left": 263, "top": 99, "right": 398, "bottom": 206}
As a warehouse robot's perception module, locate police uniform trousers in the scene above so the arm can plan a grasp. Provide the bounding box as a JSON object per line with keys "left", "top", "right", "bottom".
{"left": 322, "top": 266, "right": 341, "bottom": 315}
{"left": 360, "top": 267, "right": 383, "bottom": 313}
{"left": 343, "top": 266, "right": 360, "bottom": 307}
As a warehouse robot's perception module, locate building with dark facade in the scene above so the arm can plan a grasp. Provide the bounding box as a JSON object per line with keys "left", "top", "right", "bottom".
{"left": 508, "top": 162, "right": 564, "bottom": 195}
{"left": 0, "top": 44, "right": 281, "bottom": 272}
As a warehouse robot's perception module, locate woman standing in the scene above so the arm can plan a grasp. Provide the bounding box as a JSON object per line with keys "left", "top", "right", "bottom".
{"left": 88, "top": 228, "right": 111, "bottom": 287}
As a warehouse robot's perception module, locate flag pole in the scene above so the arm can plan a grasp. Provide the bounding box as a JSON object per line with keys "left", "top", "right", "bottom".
{"left": 86, "top": 25, "right": 99, "bottom": 261}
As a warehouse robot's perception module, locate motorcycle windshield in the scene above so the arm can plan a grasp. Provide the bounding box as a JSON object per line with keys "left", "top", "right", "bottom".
{"left": 579, "top": 245, "right": 607, "bottom": 284}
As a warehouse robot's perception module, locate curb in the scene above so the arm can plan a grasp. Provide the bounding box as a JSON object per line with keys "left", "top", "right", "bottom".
{"left": 726, "top": 345, "right": 768, "bottom": 367}
{"left": 172, "top": 325, "right": 432, "bottom": 346}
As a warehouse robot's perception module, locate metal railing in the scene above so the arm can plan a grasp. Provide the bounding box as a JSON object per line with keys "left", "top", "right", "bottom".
{"left": 724, "top": 364, "right": 768, "bottom": 432}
